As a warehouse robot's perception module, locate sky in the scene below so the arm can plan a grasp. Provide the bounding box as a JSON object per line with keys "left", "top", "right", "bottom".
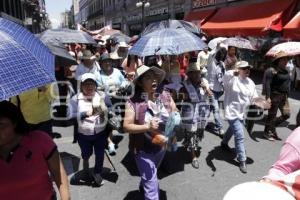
{"left": 45, "top": 0, "right": 73, "bottom": 28}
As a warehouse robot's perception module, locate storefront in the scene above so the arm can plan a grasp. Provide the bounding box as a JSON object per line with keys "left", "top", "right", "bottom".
{"left": 186, "top": 0, "right": 298, "bottom": 37}
{"left": 127, "top": 5, "right": 170, "bottom": 36}
{"left": 112, "top": 17, "right": 122, "bottom": 30}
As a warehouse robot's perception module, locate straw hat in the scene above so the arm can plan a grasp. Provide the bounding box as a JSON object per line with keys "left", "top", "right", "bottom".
{"left": 81, "top": 50, "right": 94, "bottom": 60}
{"left": 110, "top": 51, "right": 123, "bottom": 60}
{"left": 134, "top": 65, "right": 165, "bottom": 84}
{"left": 118, "top": 41, "right": 129, "bottom": 48}
{"left": 97, "top": 40, "right": 107, "bottom": 47}
{"left": 272, "top": 51, "right": 290, "bottom": 61}
{"left": 234, "top": 60, "right": 253, "bottom": 69}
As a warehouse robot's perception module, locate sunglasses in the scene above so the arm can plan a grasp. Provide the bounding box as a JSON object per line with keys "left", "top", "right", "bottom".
{"left": 240, "top": 67, "right": 251, "bottom": 70}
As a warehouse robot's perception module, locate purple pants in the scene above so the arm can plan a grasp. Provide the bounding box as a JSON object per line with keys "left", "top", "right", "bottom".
{"left": 135, "top": 149, "right": 166, "bottom": 200}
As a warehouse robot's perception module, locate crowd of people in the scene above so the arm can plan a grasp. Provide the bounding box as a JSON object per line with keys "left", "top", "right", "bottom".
{"left": 1, "top": 32, "right": 300, "bottom": 200}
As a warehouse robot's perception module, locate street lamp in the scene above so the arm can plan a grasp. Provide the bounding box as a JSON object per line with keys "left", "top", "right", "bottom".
{"left": 136, "top": 0, "right": 150, "bottom": 30}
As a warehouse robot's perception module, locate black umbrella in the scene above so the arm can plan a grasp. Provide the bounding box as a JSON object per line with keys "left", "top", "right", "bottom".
{"left": 36, "top": 34, "right": 78, "bottom": 67}
{"left": 142, "top": 19, "right": 201, "bottom": 36}
{"left": 39, "top": 28, "right": 96, "bottom": 44}
{"left": 50, "top": 44, "right": 78, "bottom": 67}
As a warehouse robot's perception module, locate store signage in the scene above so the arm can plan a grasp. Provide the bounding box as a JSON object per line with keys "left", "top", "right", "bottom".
{"left": 192, "top": 0, "right": 226, "bottom": 8}
{"left": 127, "top": 6, "right": 169, "bottom": 22}
{"left": 148, "top": 7, "right": 168, "bottom": 16}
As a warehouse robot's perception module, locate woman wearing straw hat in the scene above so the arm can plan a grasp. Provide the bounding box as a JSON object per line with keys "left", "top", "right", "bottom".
{"left": 98, "top": 52, "right": 127, "bottom": 155}
{"left": 179, "top": 61, "right": 212, "bottom": 169}
{"left": 123, "top": 65, "right": 178, "bottom": 200}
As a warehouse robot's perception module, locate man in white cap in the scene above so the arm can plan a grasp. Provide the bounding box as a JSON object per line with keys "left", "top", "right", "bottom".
{"left": 221, "top": 60, "right": 258, "bottom": 173}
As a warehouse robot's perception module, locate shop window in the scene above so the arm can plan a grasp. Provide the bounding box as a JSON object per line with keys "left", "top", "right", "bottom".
{"left": 175, "top": 12, "right": 184, "bottom": 20}
{"left": 0, "top": 1, "right": 3, "bottom": 12}
{"left": 4, "top": 0, "right": 9, "bottom": 14}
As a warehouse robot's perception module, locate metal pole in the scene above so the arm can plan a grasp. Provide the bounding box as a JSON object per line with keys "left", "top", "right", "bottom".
{"left": 141, "top": 2, "right": 145, "bottom": 30}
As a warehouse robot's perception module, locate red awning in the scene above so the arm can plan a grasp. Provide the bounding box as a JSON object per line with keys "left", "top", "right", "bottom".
{"left": 201, "top": 0, "right": 298, "bottom": 37}
{"left": 184, "top": 9, "right": 217, "bottom": 26}
{"left": 284, "top": 12, "right": 300, "bottom": 40}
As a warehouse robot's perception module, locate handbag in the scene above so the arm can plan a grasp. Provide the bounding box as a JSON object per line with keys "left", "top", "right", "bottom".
{"left": 107, "top": 110, "right": 123, "bottom": 132}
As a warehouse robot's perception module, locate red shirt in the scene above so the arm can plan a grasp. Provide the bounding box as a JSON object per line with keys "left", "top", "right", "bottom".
{"left": 0, "top": 131, "right": 57, "bottom": 200}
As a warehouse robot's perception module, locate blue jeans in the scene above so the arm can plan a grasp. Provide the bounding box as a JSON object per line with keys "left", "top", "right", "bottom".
{"left": 135, "top": 150, "right": 166, "bottom": 200}
{"left": 78, "top": 133, "right": 106, "bottom": 173}
{"left": 209, "top": 91, "right": 223, "bottom": 130}
{"left": 222, "top": 119, "right": 246, "bottom": 162}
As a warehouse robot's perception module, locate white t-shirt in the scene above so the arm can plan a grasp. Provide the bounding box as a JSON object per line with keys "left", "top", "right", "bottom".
{"left": 75, "top": 62, "right": 101, "bottom": 82}
{"left": 223, "top": 70, "right": 258, "bottom": 120}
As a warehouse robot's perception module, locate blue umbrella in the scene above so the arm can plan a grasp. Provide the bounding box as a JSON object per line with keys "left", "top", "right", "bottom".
{"left": 0, "top": 17, "right": 55, "bottom": 100}
{"left": 129, "top": 28, "right": 207, "bottom": 57}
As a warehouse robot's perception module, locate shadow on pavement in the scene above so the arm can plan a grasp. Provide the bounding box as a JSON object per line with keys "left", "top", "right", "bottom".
{"left": 60, "top": 152, "right": 80, "bottom": 175}
{"left": 123, "top": 189, "right": 167, "bottom": 200}
{"left": 205, "top": 146, "right": 254, "bottom": 173}
{"left": 121, "top": 147, "right": 191, "bottom": 179}
{"left": 121, "top": 151, "right": 139, "bottom": 176}
{"left": 112, "top": 134, "right": 124, "bottom": 147}
{"left": 158, "top": 146, "right": 191, "bottom": 179}
{"left": 288, "top": 124, "right": 298, "bottom": 131}
{"left": 70, "top": 167, "right": 118, "bottom": 187}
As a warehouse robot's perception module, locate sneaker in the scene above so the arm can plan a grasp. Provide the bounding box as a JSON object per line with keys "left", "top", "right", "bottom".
{"left": 221, "top": 142, "right": 233, "bottom": 152}
{"left": 272, "top": 132, "right": 282, "bottom": 141}
{"left": 239, "top": 161, "right": 247, "bottom": 174}
{"left": 108, "top": 143, "right": 116, "bottom": 156}
{"left": 263, "top": 132, "right": 275, "bottom": 141}
{"left": 218, "top": 129, "right": 225, "bottom": 138}
{"left": 191, "top": 159, "right": 200, "bottom": 169}
{"left": 92, "top": 173, "right": 104, "bottom": 186}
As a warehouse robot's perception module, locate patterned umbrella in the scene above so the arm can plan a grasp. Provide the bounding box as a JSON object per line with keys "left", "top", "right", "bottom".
{"left": 266, "top": 42, "right": 300, "bottom": 57}
{"left": 208, "top": 37, "right": 227, "bottom": 50}
{"left": 142, "top": 19, "right": 201, "bottom": 36}
{"left": 0, "top": 17, "right": 55, "bottom": 100}
{"left": 223, "top": 37, "right": 256, "bottom": 50}
{"left": 129, "top": 28, "right": 207, "bottom": 57}
{"left": 40, "top": 28, "right": 96, "bottom": 44}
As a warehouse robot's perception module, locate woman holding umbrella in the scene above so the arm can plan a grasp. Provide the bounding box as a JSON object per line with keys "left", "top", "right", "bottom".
{"left": 263, "top": 54, "right": 291, "bottom": 141}
{"left": 123, "top": 65, "right": 178, "bottom": 200}
{"left": 224, "top": 46, "right": 238, "bottom": 70}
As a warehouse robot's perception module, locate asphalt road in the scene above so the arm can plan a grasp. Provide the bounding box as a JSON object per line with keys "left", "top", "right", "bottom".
{"left": 53, "top": 83, "right": 300, "bottom": 200}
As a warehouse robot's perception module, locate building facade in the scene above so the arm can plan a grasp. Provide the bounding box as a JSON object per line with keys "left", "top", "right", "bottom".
{"left": 104, "top": 0, "right": 189, "bottom": 35}
{"left": 73, "top": 0, "right": 81, "bottom": 25}
{"left": 75, "top": 0, "right": 299, "bottom": 36}
{"left": 87, "top": 0, "right": 104, "bottom": 30}
{"left": 0, "top": 0, "right": 49, "bottom": 33}
{"left": 78, "top": 0, "right": 89, "bottom": 27}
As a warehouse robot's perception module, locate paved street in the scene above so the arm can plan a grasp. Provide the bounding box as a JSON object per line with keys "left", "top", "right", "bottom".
{"left": 53, "top": 83, "right": 300, "bottom": 200}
